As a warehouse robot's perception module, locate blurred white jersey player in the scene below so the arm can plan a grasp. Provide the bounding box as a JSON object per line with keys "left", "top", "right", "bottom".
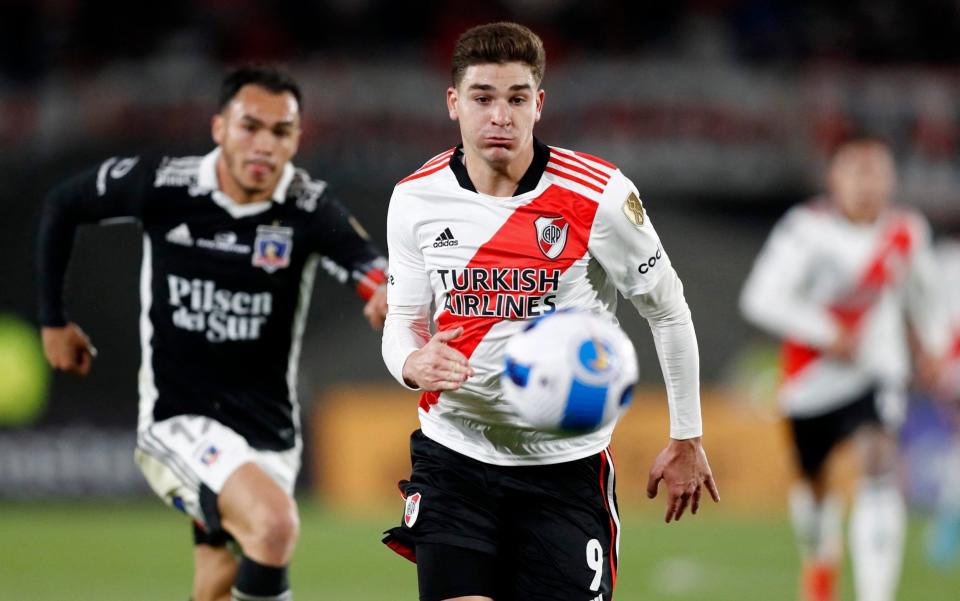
{"left": 740, "top": 137, "right": 949, "bottom": 601}
{"left": 928, "top": 236, "right": 960, "bottom": 568}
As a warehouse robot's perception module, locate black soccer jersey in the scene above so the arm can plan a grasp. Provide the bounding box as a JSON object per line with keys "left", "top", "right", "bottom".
{"left": 38, "top": 149, "right": 387, "bottom": 450}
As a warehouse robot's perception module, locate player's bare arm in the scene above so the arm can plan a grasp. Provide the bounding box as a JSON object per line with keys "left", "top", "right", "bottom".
{"left": 41, "top": 322, "right": 97, "bottom": 376}
{"left": 646, "top": 436, "right": 720, "bottom": 523}
{"left": 401, "top": 327, "right": 474, "bottom": 391}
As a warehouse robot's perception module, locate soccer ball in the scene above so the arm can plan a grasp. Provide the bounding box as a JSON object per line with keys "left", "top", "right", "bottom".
{"left": 500, "top": 310, "right": 638, "bottom": 433}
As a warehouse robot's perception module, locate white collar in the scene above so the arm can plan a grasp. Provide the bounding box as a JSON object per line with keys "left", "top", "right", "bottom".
{"left": 197, "top": 147, "right": 296, "bottom": 218}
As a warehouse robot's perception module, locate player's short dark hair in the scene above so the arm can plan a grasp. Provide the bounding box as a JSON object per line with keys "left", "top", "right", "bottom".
{"left": 451, "top": 22, "right": 546, "bottom": 88}
{"left": 218, "top": 64, "right": 303, "bottom": 113}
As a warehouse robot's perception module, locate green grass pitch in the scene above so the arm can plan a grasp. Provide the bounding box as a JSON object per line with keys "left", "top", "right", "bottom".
{"left": 0, "top": 500, "right": 954, "bottom": 600}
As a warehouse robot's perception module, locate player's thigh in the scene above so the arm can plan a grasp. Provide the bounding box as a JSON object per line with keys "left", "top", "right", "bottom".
{"left": 416, "top": 543, "right": 499, "bottom": 601}
{"left": 218, "top": 462, "right": 299, "bottom": 544}
{"left": 788, "top": 388, "right": 882, "bottom": 482}
{"left": 508, "top": 451, "right": 619, "bottom": 601}
{"left": 136, "top": 415, "right": 298, "bottom": 533}
{"left": 135, "top": 414, "right": 255, "bottom": 526}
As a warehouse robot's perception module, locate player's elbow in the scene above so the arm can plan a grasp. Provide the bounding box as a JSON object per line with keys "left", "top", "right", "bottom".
{"left": 739, "top": 284, "right": 777, "bottom": 333}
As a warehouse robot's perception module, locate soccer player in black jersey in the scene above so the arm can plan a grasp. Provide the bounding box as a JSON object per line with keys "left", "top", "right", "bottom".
{"left": 37, "top": 65, "right": 388, "bottom": 601}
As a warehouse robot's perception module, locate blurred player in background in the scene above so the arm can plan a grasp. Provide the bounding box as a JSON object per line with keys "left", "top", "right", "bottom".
{"left": 927, "top": 235, "right": 960, "bottom": 568}
{"left": 740, "top": 137, "right": 949, "bottom": 601}
{"left": 381, "top": 22, "right": 718, "bottom": 601}
{"left": 37, "top": 64, "right": 388, "bottom": 601}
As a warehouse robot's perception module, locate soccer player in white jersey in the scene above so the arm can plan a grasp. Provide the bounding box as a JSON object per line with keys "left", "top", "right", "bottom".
{"left": 380, "top": 22, "right": 719, "bottom": 601}
{"left": 927, "top": 236, "right": 960, "bottom": 567}
{"left": 740, "top": 137, "right": 950, "bottom": 601}
{"left": 38, "top": 65, "right": 388, "bottom": 601}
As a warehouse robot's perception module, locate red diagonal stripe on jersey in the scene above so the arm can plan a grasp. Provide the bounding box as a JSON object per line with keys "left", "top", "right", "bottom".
{"left": 398, "top": 162, "right": 450, "bottom": 185}
{"left": 418, "top": 185, "right": 600, "bottom": 411}
{"left": 547, "top": 156, "right": 610, "bottom": 186}
{"left": 550, "top": 147, "right": 612, "bottom": 180}
{"left": 544, "top": 166, "right": 604, "bottom": 194}
{"left": 781, "top": 217, "right": 915, "bottom": 382}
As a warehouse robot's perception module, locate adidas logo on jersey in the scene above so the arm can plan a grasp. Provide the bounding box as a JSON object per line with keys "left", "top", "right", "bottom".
{"left": 433, "top": 227, "right": 459, "bottom": 248}
{"left": 165, "top": 223, "right": 193, "bottom": 246}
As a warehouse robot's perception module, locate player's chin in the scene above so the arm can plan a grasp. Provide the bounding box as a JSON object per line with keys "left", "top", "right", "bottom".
{"left": 240, "top": 176, "right": 274, "bottom": 195}
{"left": 481, "top": 145, "right": 515, "bottom": 163}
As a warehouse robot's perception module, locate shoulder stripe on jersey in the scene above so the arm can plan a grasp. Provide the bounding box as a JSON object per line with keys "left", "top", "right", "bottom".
{"left": 549, "top": 147, "right": 614, "bottom": 179}
{"left": 421, "top": 148, "right": 456, "bottom": 170}
{"left": 574, "top": 150, "right": 616, "bottom": 170}
{"left": 544, "top": 165, "right": 604, "bottom": 194}
{"left": 547, "top": 156, "right": 610, "bottom": 186}
{"left": 398, "top": 161, "right": 449, "bottom": 185}
{"left": 397, "top": 148, "right": 456, "bottom": 185}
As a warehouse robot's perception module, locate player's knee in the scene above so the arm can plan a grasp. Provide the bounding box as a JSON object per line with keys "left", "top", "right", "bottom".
{"left": 856, "top": 428, "right": 897, "bottom": 476}
{"left": 250, "top": 498, "right": 299, "bottom": 557}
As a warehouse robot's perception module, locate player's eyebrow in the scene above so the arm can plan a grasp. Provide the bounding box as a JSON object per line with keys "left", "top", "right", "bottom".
{"left": 467, "top": 83, "right": 533, "bottom": 92}
{"left": 240, "top": 115, "right": 297, "bottom": 129}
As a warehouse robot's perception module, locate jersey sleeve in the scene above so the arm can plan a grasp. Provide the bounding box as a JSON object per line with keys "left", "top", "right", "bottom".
{"left": 590, "top": 171, "right": 702, "bottom": 439}
{"left": 385, "top": 188, "right": 433, "bottom": 306}
{"left": 37, "top": 156, "right": 151, "bottom": 327}
{"left": 739, "top": 207, "right": 839, "bottom": 348}
{"left": 307, "top": 187, "right": 387, "bottom": 301}
{"left": 904, "top": 213, "right": 951, "bottom": 357}
{"left": 588, "top": 171, "right": 672, "bottom": 297}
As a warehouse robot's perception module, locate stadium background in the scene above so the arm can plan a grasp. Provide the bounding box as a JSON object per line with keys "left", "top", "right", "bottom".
{"left": 0, "top": 1, "right": 958, "bottom": 599}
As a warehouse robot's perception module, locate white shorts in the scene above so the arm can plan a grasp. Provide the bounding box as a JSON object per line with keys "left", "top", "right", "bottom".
{"left": 134, "top": 415, "right": 300, "bottom": 528}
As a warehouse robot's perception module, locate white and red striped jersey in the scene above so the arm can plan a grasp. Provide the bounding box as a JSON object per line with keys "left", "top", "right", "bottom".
{"left": 383, "top": 139, "right": 702, "bottom": 465}
{"left": 935, "top": 239, "right": 960, "bottom": 398}
{"left": 740, "top": 198, "right": 949, "bottom": 421}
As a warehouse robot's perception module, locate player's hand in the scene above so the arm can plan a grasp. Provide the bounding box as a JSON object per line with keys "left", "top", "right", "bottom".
{"left": 825, "top": 328, "right": 857, "bottom": 362}
{"left": 646, "top": 436, "right": 720, "bottom": 523}
{"left": 363, "top": 285, "right": 388, "bottom": 330}
{"left": 41, "top": 323, "right": 98, "bottom": 376}
{"left": 402, "top": 327, "right": 475, "bottom": 391}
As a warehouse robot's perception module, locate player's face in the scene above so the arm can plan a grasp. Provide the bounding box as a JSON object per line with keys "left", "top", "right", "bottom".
{"left": 447, "top": 62, "right": 544, "bottom": 167}
{"left": 829, "top": 142, "right": 896, "bottom": 223}
{"left": 212, "top": 84, "right": 301, "bottom": 200}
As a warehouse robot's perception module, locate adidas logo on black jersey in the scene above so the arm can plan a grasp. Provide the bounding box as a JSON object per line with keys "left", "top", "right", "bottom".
{"left": 433, "top": 227, "right": 459, "bottom": 248}
{"left": 165, "top": 223, "right": 193, "bottom": 246}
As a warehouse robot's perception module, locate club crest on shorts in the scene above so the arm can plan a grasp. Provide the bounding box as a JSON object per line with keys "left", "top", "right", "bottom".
{"left": 403, "top": 492, "right": 422, "bottom": 527}
{"left": 535, "top": 215, "right": 570, "bottom": 260}
{"left": 252, "top": 225, "right": 294, "bottom": 273}
{"left": 199, "top": 445, "right": 220, "bottom": 466}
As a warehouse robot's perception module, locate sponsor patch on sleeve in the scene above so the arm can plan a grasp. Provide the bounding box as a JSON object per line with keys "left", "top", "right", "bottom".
{"left": 621, "top": 191, "right": 645, "bottom": 228}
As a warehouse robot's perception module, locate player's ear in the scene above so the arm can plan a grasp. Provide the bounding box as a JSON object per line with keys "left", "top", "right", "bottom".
{"left": 535, "top": 89, "right": 545, "bottom": 122}
{"left": 211, "top": 113, "right": 225, "bottom": 146}
{"left": 446, "top": 87, "right": 459, "bottom": 122}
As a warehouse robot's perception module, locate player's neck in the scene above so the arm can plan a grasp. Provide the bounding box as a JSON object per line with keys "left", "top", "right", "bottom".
{"left": 215, "top": 157, "right": 274, "bottom": 205}
{"left": 463, "top": 144, "right": 535, "bottom": 197}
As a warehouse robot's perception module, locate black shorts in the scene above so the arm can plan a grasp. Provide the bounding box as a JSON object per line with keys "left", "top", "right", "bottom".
{"left": 789, "top": 388, "right": 882, "bottom": 477}
{"left": 383, "top": 430, "right": 620, "bottom": 601}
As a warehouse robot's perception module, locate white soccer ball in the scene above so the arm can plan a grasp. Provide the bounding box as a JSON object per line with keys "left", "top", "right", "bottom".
{"left": 500, "top": 310, "right": 638, "bottom": 433}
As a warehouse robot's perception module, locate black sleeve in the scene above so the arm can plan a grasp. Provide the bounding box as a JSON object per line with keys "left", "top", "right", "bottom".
{"left": 309, "top": 188, "right": 388, "bottom": 301}
{"left": 37, "top": 156, "right": 151, "bottom": 327}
